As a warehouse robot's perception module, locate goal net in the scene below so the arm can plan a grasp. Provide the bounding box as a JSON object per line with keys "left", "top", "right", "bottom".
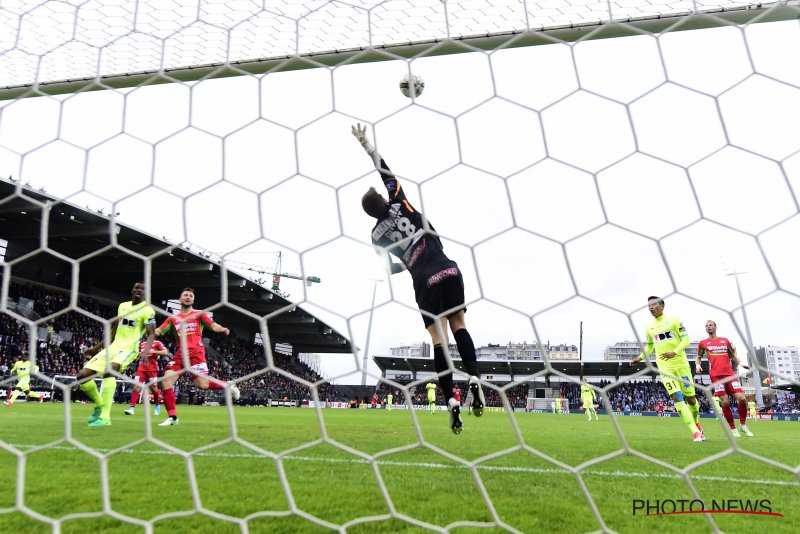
{"left": 527, "top": 398, "right": 572, "bottom": 412}
{"left": 1, "top": 0, "right": 799, "bottom": 531}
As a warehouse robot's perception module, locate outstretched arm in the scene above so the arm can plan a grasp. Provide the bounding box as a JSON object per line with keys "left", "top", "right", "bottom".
{"left": 729, "top": 342, "right": 748, "bottom": 369}
{"left": 352, "top": 123, "right": 380, "bottom": 163}
{"left": 211, "top": 322, "right": 230, "bottom": 335}
{"left": 352, "top": 123, "right": 403, "bottom": 200}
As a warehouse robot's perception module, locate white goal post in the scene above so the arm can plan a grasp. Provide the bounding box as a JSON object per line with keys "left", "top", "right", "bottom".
{"left": 527, "top": 397, "right": 572, "bottom": 412}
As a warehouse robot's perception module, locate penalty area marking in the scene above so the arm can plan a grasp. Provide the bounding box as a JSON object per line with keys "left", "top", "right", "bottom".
{"left": 7, "top": 443, "right": 798, "bottom": 488}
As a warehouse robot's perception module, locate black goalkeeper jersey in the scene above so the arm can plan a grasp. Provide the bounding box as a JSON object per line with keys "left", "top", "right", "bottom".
{"left": 370, "top": 158, "right": 450, "bottom": 279}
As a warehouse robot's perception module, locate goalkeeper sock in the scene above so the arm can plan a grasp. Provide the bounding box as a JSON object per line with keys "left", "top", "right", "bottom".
{"left": 688, "top": 400, "right": 699, "bottom": 423}
{"left": 675, "top": 401, "right": 700, "bottom": 434}
{"left": 27, "top": 391, "right": 41, "bottom": 399}
{"left": 432, "top": 345, "right": 453, "bottom": 400}
{"left": 162, "top": 387, "right": 178, "bottom": 417}
{"left": 453, "top": 328, "right": 479, "bottom": 378}
{"left": 737, "top": 400, "right": 748, "bottom": 426}
{"left": 721, "top": 404, "right": 736, "bottom": 429}
{"left": 9, "top": 390, "right": 21, "bottom": 403}
{"left": 100, "top": 377, "right": 116, "bottom": 420}
{"left": 130, "top": 389, "right": 140, "bottom": 407}
{"left": 80, "top": 379, "right": 103, "bottom": 406}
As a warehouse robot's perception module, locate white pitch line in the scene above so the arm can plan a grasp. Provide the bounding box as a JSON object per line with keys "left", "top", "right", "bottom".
{"left": 7, "top": 443, "right": 798, "bottom": 487}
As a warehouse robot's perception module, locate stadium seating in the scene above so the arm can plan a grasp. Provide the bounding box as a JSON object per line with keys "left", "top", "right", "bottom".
{"left": 1, "top": 281, "right": 351, "bottom": 403}
{"left": 562, "top": 379, "right": 713, "bottom": 413}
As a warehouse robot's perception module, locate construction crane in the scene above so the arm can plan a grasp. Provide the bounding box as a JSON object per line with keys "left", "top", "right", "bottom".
{"left": 222, "top": 251, "right": 320, "bottom": 298}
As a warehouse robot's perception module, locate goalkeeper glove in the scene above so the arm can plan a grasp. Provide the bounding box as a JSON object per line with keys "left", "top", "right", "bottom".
{"left": 351, "top": 123, "right": 377, "bottom": 157}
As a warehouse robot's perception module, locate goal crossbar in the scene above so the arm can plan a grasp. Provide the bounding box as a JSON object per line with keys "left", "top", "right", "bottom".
{"left": 0, "top": 2, "right": 797, "bottom": 101}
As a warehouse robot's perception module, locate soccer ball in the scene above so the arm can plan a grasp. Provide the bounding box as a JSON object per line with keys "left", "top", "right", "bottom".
{"left": 399, "top": 73, "right": 424, "bottom": 98}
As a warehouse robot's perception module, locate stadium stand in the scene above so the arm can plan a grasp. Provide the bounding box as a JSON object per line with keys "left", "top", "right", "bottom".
{"left": 374, "top": 377, "right": 528, "bottom": 408}
{"left": 561, "top": 380, "right": 712, "bottom": 413}
{"left": 2, "top": 281, "right": 352, "bottom": 404}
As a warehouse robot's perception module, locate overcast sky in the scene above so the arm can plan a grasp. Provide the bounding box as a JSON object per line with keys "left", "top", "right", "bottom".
{"left": 0, "top": 17, "right": 798, "bottom": 384}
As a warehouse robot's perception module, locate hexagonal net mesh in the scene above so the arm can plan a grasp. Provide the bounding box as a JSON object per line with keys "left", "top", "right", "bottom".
{"left": 1, "top": 0, "right": 800, "bottom": 532}
{"left": 0, "top": 0, "right": 797, "bottom": 95}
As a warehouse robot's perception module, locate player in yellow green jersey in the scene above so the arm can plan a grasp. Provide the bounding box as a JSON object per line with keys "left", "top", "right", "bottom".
{"left": 629, "top": 296, "right": 704, "bottom": 442}
{"left": 748, "top": 400, "right": 757, "bottom": 420}
{"left": 4, "top": 348, "right": 44, "bottom": 406}
{"left": 77, "top": 282, "right": 156, "bottom": 428}
{"left": 387, "top": 392, "right": 393, "bottom": 411}
{"left": 426, "top": 382, "right": 437, "bottom": 414}
{"left": 580, "top": 378, "right": 598, "bottom": 421}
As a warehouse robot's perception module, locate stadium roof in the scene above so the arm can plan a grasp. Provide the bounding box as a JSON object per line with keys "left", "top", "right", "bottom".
{"left": 0, "top": 178, "right": 352, "bottom": 355}
{"left": 373, "top": 355, "right": 718, "bottom": 382}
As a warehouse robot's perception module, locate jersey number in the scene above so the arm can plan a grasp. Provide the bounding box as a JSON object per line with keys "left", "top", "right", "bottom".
{"left": 664, "top": 376, "right": 692, "bottom": 394}
{"left": 388, "top": 217, "right": 416, "bottom": 242}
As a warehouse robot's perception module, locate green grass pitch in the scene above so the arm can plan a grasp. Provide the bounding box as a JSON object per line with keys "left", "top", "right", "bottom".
{"left": 0, "top": 403, "right": 798, "bottom": 533}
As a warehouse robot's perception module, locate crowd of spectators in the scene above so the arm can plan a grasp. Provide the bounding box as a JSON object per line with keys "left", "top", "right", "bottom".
{"left": 562, "top": 379, "right": 712, "bottom": 413}
{"left": 2, "top": 281, "right": 351, "bottom": 404}
{"left": 2, "top": 283, "right": 111, "bottom": 377}
{"left": 374, "top": 377, "right": 528, "bottom": 408}
{"left": 7, "top": 282, "right": 788, "bottom": 414}
{"left": 769, "top": 396, "right": 800, "bottom": 414}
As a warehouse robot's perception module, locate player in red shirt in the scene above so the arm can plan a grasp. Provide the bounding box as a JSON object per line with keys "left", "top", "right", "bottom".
{"left": 155, "top": 287, "right": 240, "bottom": 426}
{"left": 124, "top": 340, "right": 169, "bottom": 416}
{"left": 453, "top": 386, "right": 462, "bottom": 406}
{"left": 656, "top": 401, "right": 666, "bottom": 418}
{"left": 695, "top": 320, "right": 752, "bottom": 437}
{"left": 372, "top": 392, "right": 379, "bottom": 408}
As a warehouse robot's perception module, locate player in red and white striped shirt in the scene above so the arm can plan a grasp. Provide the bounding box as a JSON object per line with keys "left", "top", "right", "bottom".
{"left": 124, "top": 340, "right": 169, "bottom": 416}
{"left": 695, "top": 320, "right": 752, "bottom": 437}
